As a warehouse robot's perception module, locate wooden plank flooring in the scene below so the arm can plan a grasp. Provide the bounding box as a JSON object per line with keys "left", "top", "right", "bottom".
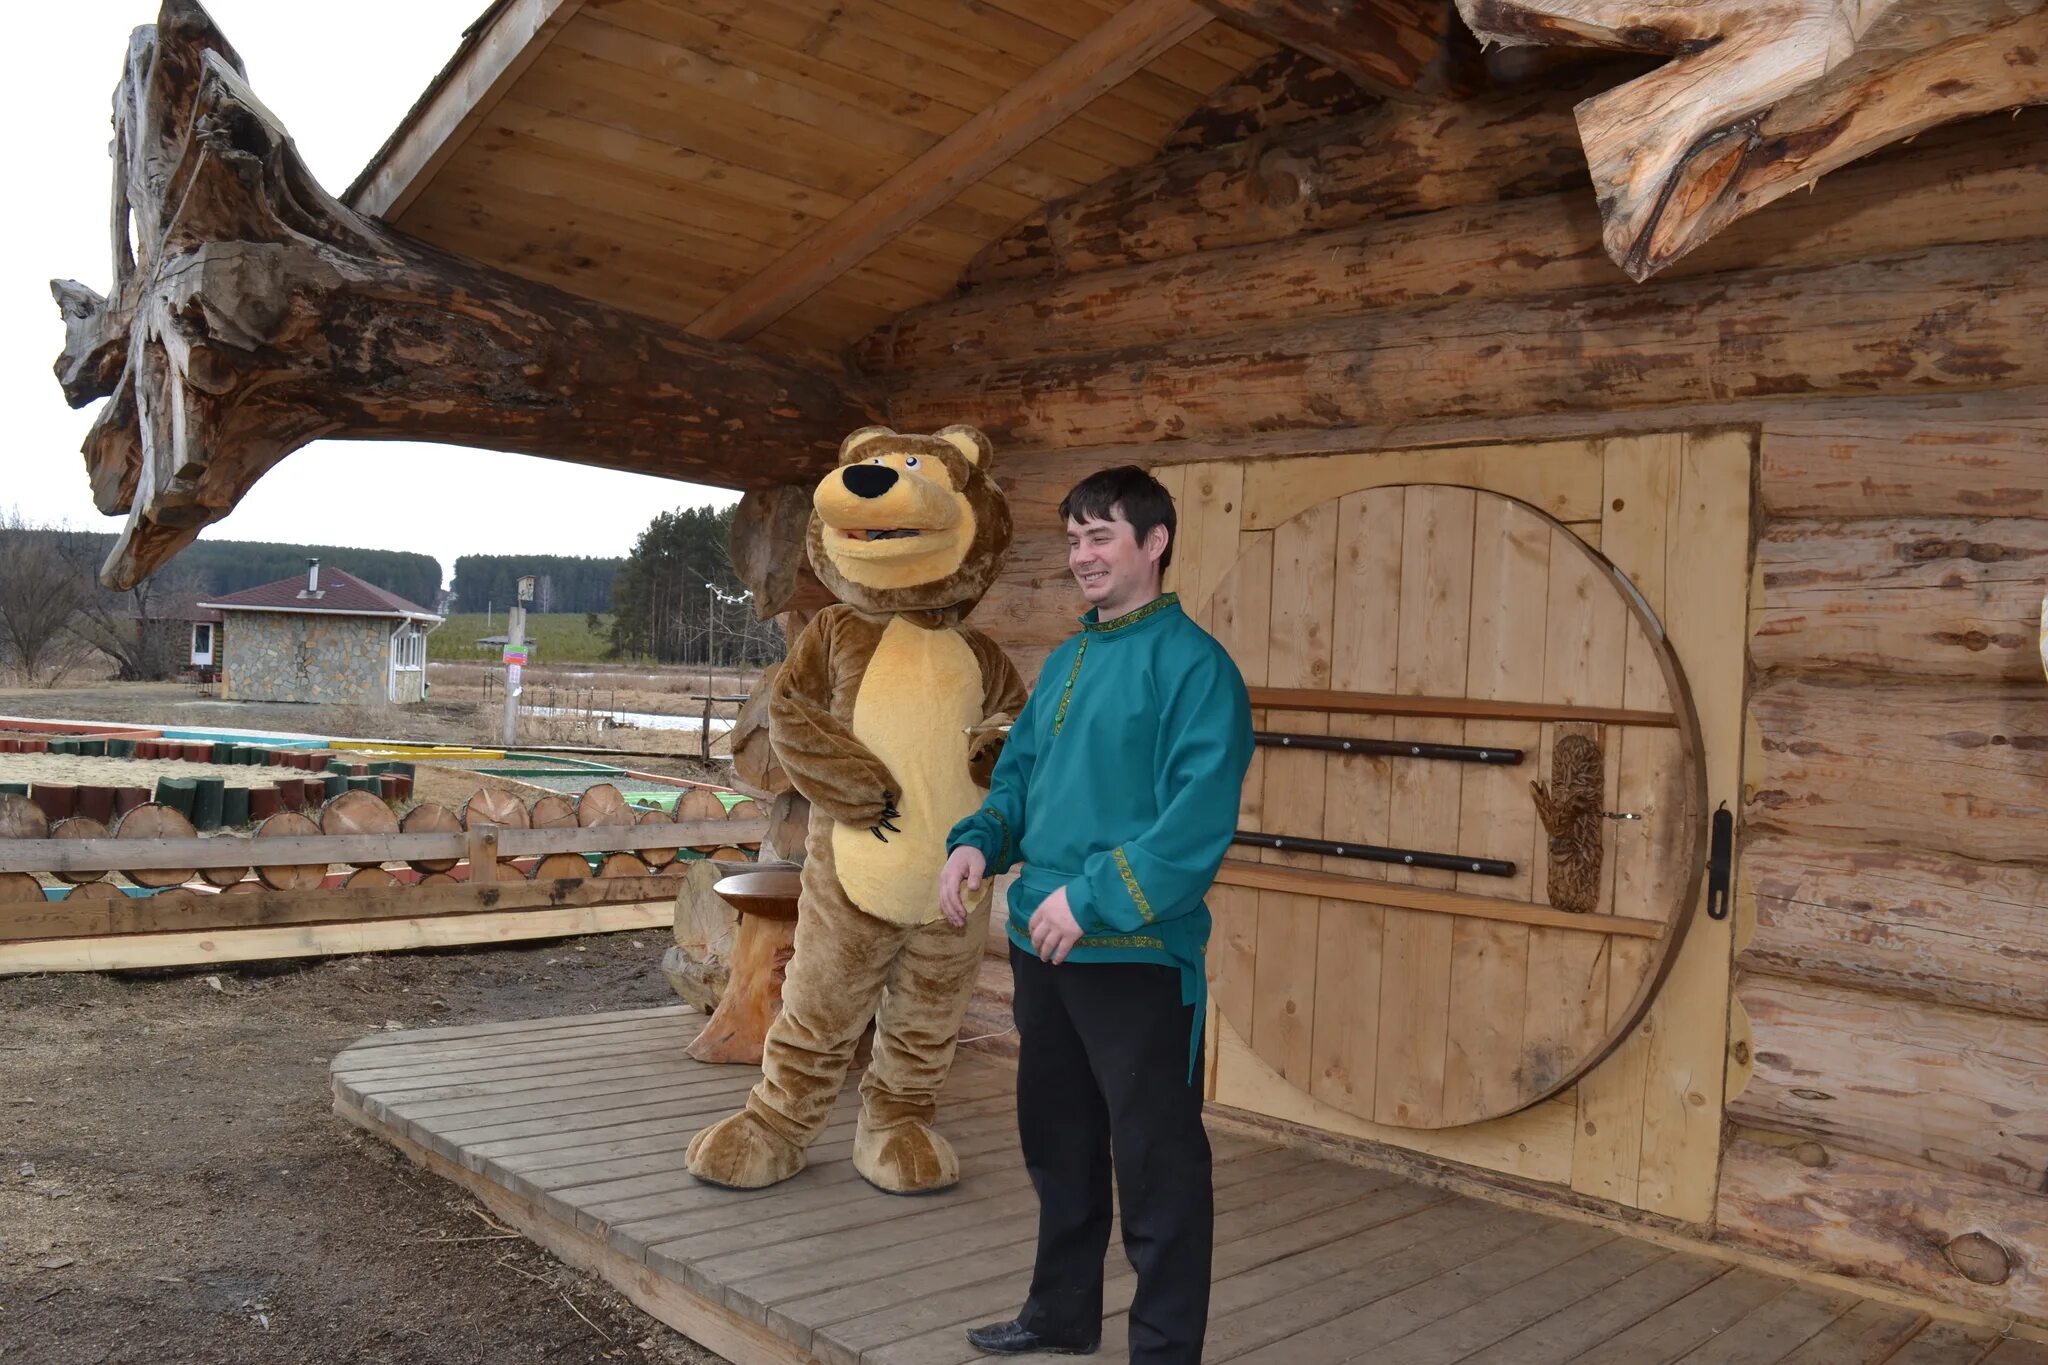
{"left": 332, "top": 1007, "right": 2029, "bottom": 1364}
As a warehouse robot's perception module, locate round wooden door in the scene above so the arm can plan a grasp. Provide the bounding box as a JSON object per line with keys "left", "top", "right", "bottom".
{"left": 1200, "top": 484, "right": 1705, "bottom": 1129}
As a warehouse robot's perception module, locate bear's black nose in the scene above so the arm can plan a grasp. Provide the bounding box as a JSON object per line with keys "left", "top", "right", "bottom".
{"left": 842, "top": 464, "right": 899, "bottom": 499}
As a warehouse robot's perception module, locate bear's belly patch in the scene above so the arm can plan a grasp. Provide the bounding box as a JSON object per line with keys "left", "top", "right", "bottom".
{"left": 833, "top": 618, "right": 984, "bottom": 925}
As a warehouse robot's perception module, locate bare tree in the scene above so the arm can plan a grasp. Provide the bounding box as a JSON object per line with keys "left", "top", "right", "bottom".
{"left": 70, "top": 562, "right": 206, "bottom": 681}
{"left": 0, "top": 510, "right": 98, "bottom": 686}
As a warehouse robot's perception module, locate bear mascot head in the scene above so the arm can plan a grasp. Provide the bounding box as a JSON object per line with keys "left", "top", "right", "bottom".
{"left": 807, "top": 424, "right": 1012, "bottom": 618}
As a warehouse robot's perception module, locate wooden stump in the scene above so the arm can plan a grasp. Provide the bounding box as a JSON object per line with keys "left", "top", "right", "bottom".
{"left": 50, "top": 817, "right": 111, "bottom": 884}
{"left": 529, "top": 794, "right": 577, "bottom": 829}
{"left": 114, "top": 803, "right": 197, "bottom": 888}
{"left": 635, "top": 808, "right": 679, "bottom": 869}
{"left": 199, "top": 835, "right": 251, "bottom": 888}
{"left": 0, "top": 794, "right": 50, "bottom": 842}
{"left": 417, "top": 871, "right": 459, "bottom": 885}
{"left": 729, "top": 665, "right": 791, "bottom": 798}
{"left": 465, "top": 788, "right": 529, "bottom": 830}
{"left": 321, "top": 790, "right": 398, "bottom": 869}
{"left": 577, "top": 783, "right": 633, "bottom": 828}
{"left": 254, "top": 811, "right": 325, "bottom": 891}
{"left": 597, "top": 852, "right": 651, "bottom": 878}
{"left": 399, "top": 802, "right": 462, "bottom": 873}
{"left": 344, "top": 867, "right": 398, "bottom": 890}
{"left": 62, "top": 882, "right": 123, "bottom": 906}
{"left": 687, "top": 869, "right": 801, "bottom": 1065}
{"left": 0, "top": 871, "right": 46, "bottom": 907}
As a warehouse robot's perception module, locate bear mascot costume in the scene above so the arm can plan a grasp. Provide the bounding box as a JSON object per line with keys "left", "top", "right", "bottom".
{"left": 685, "top": 424, "right": 1027, "bottom": 1195}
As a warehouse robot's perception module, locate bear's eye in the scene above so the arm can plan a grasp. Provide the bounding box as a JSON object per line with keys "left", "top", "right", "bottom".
{"left": 904, "top": 456, "right": 920, "bottom": 469}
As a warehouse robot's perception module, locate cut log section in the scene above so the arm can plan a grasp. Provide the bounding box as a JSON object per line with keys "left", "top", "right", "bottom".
{"left": 398, "top": 803, "right": 462, "bottom": 874}
{"left": 532, "top": 853, "right": 592, "bottom": 881}
{"left": 61, "top": 883, "right": 123, "bottom": 906}
{"left": 254, "top": 812, "right": 326, "bottom": 891}
{"left": 49, "top": 1, "right": 877, "bottom": 589}
{"left": 0, "top": 872, "right": 44, "bottom": 906}
{"left": 198, "top": 835, "right": 251, "bottom": 889}
{"left": 114, "top": 803, "right": 197, "bottom": 888}
{"left": 763, "top": 791, "right": 812, "bottom": 865}
{"left": 0, "top": 795, "right": 50, "bottom": 842}
{"left": 50, "top": 818, "right": 112, "bottom": 885}
{"left": 575, "top": 783, "right": 632, "bottom": 828}
{"left": 464, "top": 789, "right": 530, "bottom": 830}
{"left": 344, "top": 868, "right": 399, "bottom": 890}
{"left": 321, "top": 791, "right": 399, "bottom": 869}
{"left": 597, "top": 853, "right": 651, "bottom": 878}
{"left": 528, "top": 794, "right": 578, "bottom": 830}
{"left": 729, "top": 665, "right": 790, "bottom": 798}
{"left": 634, "top": 809, "right": 679, "bottom": 870}
{"left": 729, "top": 489, "right": 836, "bottom": 622}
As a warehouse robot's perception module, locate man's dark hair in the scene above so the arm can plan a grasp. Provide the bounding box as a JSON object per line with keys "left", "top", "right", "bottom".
{"left": 1059, "top": 466, "right": 1178, "bottom": 574}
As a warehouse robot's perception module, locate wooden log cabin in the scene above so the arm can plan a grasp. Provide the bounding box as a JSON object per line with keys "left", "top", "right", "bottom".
{"left": 50, "top": 0, "right": 2048, "bottom": 1347}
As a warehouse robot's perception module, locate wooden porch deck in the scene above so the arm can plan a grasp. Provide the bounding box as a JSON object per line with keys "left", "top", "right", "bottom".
{"left": 331, "top": 1006, "right": 2040, "bottom": 1365}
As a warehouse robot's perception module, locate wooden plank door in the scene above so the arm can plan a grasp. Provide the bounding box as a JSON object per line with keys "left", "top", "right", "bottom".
{"left": 1206, "top": 484, "right": 1706, "bottom": 1129}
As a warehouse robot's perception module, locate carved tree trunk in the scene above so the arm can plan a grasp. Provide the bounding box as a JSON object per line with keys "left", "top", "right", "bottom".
{"left": 1456, "top": 0, "right": 2048, "bottom": 278}
{"left": 54, "top": 2, "right": 876, "bottom": 589}
{"left": 728, "top": 485, "right": 836, "bottom": 622}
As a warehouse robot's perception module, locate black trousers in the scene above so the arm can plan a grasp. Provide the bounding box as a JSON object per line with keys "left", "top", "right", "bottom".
{"left": 1010, "top": 945, "right": 1212, "bottom": 1363}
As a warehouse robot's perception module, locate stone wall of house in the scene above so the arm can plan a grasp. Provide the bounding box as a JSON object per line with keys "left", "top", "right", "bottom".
{"left": 221, "top": 614, "right": 388, "bottom": 705}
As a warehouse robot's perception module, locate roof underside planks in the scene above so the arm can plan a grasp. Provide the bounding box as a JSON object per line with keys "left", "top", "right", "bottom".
{"left": 350, "top": 0, "right": 1281, "bottom": 359}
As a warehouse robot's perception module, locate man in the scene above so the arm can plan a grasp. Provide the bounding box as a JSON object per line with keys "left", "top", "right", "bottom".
{"left": 940, "top": 466, "right": 1254, "bottom": 1363}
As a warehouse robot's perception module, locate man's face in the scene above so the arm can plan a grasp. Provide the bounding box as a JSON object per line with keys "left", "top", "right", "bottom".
{"left": 1066, "top": 509, "right": 1165, "bottom": 615}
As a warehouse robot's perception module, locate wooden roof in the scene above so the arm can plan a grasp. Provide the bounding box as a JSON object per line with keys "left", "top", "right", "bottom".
{"left": 346, "top": 0, "right": 1279, "bottom": 359}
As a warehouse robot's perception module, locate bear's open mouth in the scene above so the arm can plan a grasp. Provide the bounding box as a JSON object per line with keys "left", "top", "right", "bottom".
{"left": 843, "top": 528, "right": 922, "bottom": 541}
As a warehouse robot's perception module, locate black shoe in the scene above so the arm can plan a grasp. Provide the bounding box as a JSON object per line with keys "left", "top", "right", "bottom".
{"left": 965, "top": 1319, "right": 1099, "bottom": 1355}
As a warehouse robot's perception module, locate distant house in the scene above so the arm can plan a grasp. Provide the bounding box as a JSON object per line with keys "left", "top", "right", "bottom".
{"left": 199, "top": 560, "right": 443, "bottom": 705}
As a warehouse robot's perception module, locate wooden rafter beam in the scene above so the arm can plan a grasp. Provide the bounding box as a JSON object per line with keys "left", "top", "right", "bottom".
{"left": 1457, "top": 0, "right": 2048, "bottom": 279}
{"left": 684, "top": 0, "right": 1216, "bottom": 344}
{"left": 1194, "top": 0, "right": 1478, "bottom": 100}
{"left": 345, "top": 0, "right": 586, "bottom": 220}
{"left": 50, "top": 1, "right": 876, "bottom": 591}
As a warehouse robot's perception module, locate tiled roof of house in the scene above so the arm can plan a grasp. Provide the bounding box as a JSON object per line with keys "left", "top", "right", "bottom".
{"left": 200, "top": 567, "right": 440, "bottom": 620}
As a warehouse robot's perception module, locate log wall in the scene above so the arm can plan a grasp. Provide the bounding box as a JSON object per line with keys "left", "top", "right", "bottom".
{"left": 865, "top": 93, "right": 2048, "bottom": 1323}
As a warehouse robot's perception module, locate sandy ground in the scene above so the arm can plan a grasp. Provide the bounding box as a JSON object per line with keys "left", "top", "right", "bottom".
{"left": 0, "top": 754, "right": 285, "bottom": 794}
{"left": 0, "top": 935, "right": 730, "bottom": 1365}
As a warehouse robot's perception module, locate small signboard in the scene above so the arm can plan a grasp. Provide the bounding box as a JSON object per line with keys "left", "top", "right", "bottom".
{"left": 502, "top": 648, "right": 529, "bottom": 666}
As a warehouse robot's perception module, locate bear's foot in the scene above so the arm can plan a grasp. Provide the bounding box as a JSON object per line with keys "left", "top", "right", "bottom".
{"left": 685, "top": 1109, "right": 807, "bottom": 1190}
{"left": 854, "top": 1112, "right": 960, "bottom": 1195}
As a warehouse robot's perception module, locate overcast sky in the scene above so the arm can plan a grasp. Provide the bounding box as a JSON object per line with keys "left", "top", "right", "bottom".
{"left": 4, "top": 1, "right": 735, "bottom": 589}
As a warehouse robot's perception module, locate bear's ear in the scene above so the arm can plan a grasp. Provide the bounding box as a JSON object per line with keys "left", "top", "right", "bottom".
{"left": 838, "top": 425, "right": 898, "bottom": 466}
{"left": 934, "top": 425, "right": 994, "bottom": 470}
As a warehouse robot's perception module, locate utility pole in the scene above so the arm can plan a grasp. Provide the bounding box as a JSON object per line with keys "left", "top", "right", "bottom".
{"left": 502, "top": 575, "right": 533, "bottom": 746}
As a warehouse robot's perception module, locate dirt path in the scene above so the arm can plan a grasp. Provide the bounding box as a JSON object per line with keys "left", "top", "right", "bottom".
{"left": 0, "top": 936, "right": 728, "bottom": 1365}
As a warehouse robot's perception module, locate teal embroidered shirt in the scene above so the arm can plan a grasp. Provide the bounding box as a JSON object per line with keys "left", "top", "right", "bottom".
{"left": 946, "top": 593, "right": 1254, "bottom": 1066}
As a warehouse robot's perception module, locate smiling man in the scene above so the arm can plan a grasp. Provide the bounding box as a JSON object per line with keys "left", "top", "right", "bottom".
{"left": 941, "top": 466, "right": 1254, "bottom": 1363}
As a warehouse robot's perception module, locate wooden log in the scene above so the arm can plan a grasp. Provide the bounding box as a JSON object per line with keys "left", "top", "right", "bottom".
{"left": 1455, "top": 2, "right": 2048, "bottom": 279}
{"left": 1740, "top": 834, "right": 2048, "bottom": 1021}
{"left": 667, "top": 857, "right": 738, "bottom": 1010}
{"left": 1717, "top": 1130, "right": 2048, "bottom": 1322}
{"left": 0, "top": 795, "right": 49, "bottom": 842}
{"left": 0, "top": 872, "right": 43, "bottom": 910}
{"left": 1753, "top": 516, "right": 2048, "bottom": 682}
{"left": 532, "top": 852, "right": 591, "bottom": 881}
{"left": 1160, "top": 48, "right": 1381, "bottom": 155}
{"left": 1746, "top": 676, "right": 2048, "bottom": 863}
{"left": 862, "top": 118, "right": 2048, "bottom": 375}
{"left": 575, "top": 783, "right": 632, "bottom": 828}
{"left": 398, "top": 802, "right": 462, "bottom": 874}
{"left": 729, "top": 666, "right": 792, "bottom": 799}
{"left": 51, "top": 0, "right": 876, "bottom": 589}
{"left": 344, "top": 868, "right": 398, "bottom": 890}
{"left": 892, "top": 237, "right": 2048, "bottom": 452}
{"left": 1732, "top": 974, "right": 2048, "bottom": 1193}
{"left": 761, "top": 790, "right": 811, "bottom": 865}
{"left": 198, "top": 835, "right": 251, "bottom": 889}
{"left": 528, "top": 794, "right": 577, "bottom": 830}
{"left": 961, "top": 79, "right": 1592, "bottom": 289}
{"left": 114, "top": 803, "right": 196, "bottom": 888}
{"left": 51, "top": 818, "right": 112, "bottom": 885}
{"left": 633, "top": 808, "right": 680, "bottom": 870}
{"left": 728, "top": 487, "right": 837, "bottom": 622}
{"left": 1195, "top": 0, "right": 1475, "bottom": 100}
{"left": 464, "top": 789, "right": 530, "bottom": 830}
{"left": 321, "top": 790, "right": 399, "bottom": 869}
{"left": 254, "top": 812, "right": 326, "bottom": 892}
{"left": 1763, "top": 395, "right": 2048, "bottom": 519}
{"left": 596, "top": 853, "right": 650, "bottom": 878}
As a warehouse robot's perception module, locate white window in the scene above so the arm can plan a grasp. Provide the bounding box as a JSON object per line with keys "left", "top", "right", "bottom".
{"left": 394, "top": 627, "right": 425, "bottom": 670}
